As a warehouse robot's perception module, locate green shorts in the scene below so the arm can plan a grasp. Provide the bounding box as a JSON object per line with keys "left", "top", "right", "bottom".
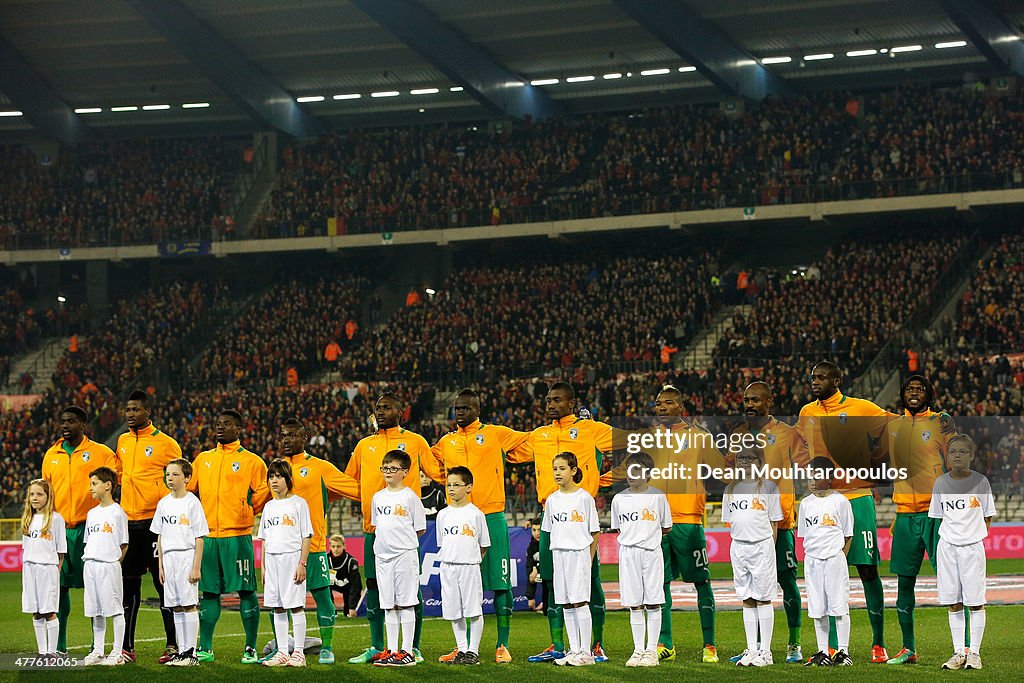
{"left": 481, "top": 512, "right": 512, "bottom": 591}
{"left": 363, "top": 533, "right": 376, "bottom": 580}
{"left": 775, "top": 528, "right": 798, "bottom": 575}
{"left": 60, "top": 525, "right": 86, "bottom": 589}
{"left": 890, "top": 512, "right": 939, "bottom": 576}
{"left": 306, "top": 551, "right": 332, "bottom": 591}
{"left": 846, "top": 495, "right": 880, "bottom": 566}
{"left": 663, "top": 523, "right": 711, "bottom": 584}
{"left": 200, "top": 535, "right": 256, "bottom": 594}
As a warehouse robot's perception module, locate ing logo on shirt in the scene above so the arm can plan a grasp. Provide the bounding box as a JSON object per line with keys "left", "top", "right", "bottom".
{"left": 550, "top": 509, "right": 585, "bottom": 523}
{"left": 641, "top": 508, "right": 656, "bottom": 521}
{"left": 178, "top": 514, "right": 191, "bottom": 526}
{"left": 728, "top": 498, "right": 766, "bottom": 512}
{"left": 461, "top": 524, "right": 476, "bottom": 537}
{"left": 969, "top": 496, "right": 981, "bottom": 508}
{"left": 88, "top": 522, "right": 114, "bottom": 534}
{"left": 28, "top": 529, "right": 53, "bottom": 540}
{"left": 393, "top": 504, "right": 409, "bottom": 517}
{"left": 570, "top": 510, "right": 584, "bottom": 523}
{"left": 282, "top": 515, "right": 296, "bottom": 526}
{"left": 820, "top": 514, "right": 837, "bottom": 527}
{"left": 751, "top": 498, "right": 766, "bottom": 511}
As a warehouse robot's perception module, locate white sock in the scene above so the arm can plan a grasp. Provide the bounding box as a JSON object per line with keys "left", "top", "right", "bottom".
{"left": 273, "top": 611, "right": 290, "bottom": 654}
{"left": 949, "top": 610, "right": 965, "bottom": 654}
{"left": 92, "top": 616, "right": 106, "bottom": 655}
{"left": 111, "top": 614, "right": 125, "bottom": 655}
{"left": 184, "top": 611, "right": 199, "bottom": 654}
{"left": 385, "top": 610, "right": 400, "bottom": 652}
{"left": 468, "top": 616, "right": 483, "bottom": 655}
{"left": 173, "top": 611, "right": 185, "bottom": 652}
{"left": 968, "top": 610, "right": 985, "bottom": 655}
{"left": 757, "top": 603, "right": 774, "bottom": 652}
{"left": 33, "top": 618, "right": 47, "bottom": 654}
{"left": 575, "top": 606, "right": 593, "bottom": 655}
{"left": 451, "top": 619, "right": 468, "bottom": 652}
{"left": 645, "top": 608, "right": 661, "bottom": 653}
{"left": 564, "top": 606, "right": 580, "bottom": 654}
{"left": 46, "top": 618, "right": 59, "bottom": 654}
{"left": 743, "top": 606, "right": 758, "bottom": 652}
{"left": 629, "top": 610, "right": 645, "bottom": 653}
{"left": 814, "top": 617, "right": 829, "bottom": 654}
{"left": 835, "top": 614, "right": 850, "bottom": 652}
{"left": 399, "top": 607, "right": 415, "bottom": 653}
{"left": 292, "top": 611, "right": 306, "bottom": 654}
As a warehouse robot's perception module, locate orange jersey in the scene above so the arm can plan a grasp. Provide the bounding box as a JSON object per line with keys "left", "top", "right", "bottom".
{"left": 798, "top": 392, "right": 894, "bottom": 500}
{"left": 732, "top": 418, "right": 807, "bottom": 529}
{"left": 885, "top": 409, "right": 949, "bottom": 513}
{"left": 509, "top": 415, "right": 618, "bottom": 505}
{"left": 116, "top": 423, "right": 182, "bottom": 521}
{"left": 345, "top": 426, "right": 444, "bottom": 533}
{"left": 431, "top": 420, "right": 530, "bottom": 514}
{"left": 188, "top": 440, "right": 270, "bottom": 538}
{"left": 283, "top": 452, "right": 359, "bottom": 552}
{"left": 42, "top": 437, "right": 120, "bottom": 527}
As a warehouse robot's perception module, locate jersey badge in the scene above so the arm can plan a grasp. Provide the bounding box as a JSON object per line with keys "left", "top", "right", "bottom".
{"left": 396, "top": 443, "right": 406, "bottom": 451}
{"left": 232, "top": 461, "right": 241, "bottom": 472}
{"left": 300, "top": 467, "right": 309, "bottom": 477}
{"left": 475, "top": 434, "right": 485, "bottom": 445}
{"left": 569, "top": 428, "right": 578, "bottom": 440}
{"left": 145, "top": 446, "right": 154, "bottom": 457}
{"left": 766, "top": 434, "right": 776, "bottom": 446}
{"left": 82, "top": 451, "right": 91, "bottom": 462}
{"left": 838, "top": 413, "right": 848, "bottom": 424}
{"left": 921, "top": 431, "right": 931, "bottom": 442}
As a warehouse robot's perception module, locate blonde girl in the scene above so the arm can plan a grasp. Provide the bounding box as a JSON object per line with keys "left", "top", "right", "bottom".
{"left": 22, "top": 479, "right": 67, "bottom": 655}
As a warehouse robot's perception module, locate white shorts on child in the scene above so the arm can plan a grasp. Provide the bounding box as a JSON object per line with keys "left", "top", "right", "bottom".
{"left": 264, "top": 551, "right": 307, "bottom": 609}
{"left": 377, "top": 549, "right": 420, "bottom": 610}
{"left": 22, "top": 562, "right": 59, "bottom": 614}
{"left": 84, "top": 560, "right": 124, "bottom": 617}
{"left": 731, "top": 538, "right": 777, "bottom": 602}
{"left": 618, "top": 544, "right": 664, "bottom": 607}
{"left": 440, "top": 562, "right": 483, "bottom": 620}
{"left": 162, "top": 549, "right": 199, "bottom": 608}
{"left": 552, "top": 548, "right": 591, "bottom": 605}
{"left": 805, "top": 554, "right": 849, "bottom": 618}
{"left": 937, "top": 538, "right": 987, "bottom": 607}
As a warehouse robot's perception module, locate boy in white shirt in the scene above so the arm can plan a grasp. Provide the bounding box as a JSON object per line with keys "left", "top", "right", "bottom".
{"left": 370, "top": 450, "right": 427, "bottom": 667}
{"left": 611, "top": 452, "right": 671, "bottom": 668}
{"left": 435, "top": 466, "right": 491, "bottom": 665}
{"left": 81, "top": 467, "right": 129, "bottom": 666}
{"left": 928, "top": 434, "right": 995, "bottom": 671}
{"left": 150, "top": 459, "right": 209, "bottom": 666}
{"left": 258, "top": 459, "right": 314, "bottom": 667}
{"left": 798, "top": 457, "right": 854, "bottom": 667}
{"left": 723, "top": 448, "right": 783, "bottom": 667}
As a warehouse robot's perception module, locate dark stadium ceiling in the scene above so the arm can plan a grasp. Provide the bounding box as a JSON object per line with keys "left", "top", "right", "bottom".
{"left": 0, "top": 0, "right": 1022, "bottom": 141}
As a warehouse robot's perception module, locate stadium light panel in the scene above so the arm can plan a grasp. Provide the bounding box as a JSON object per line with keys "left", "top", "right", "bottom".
{"left": 506, "top": 81, "right": 526, "bottom": 87}
{"left": 0, "top": 110, "right": 23, "bottom": 116}
{"left": 296, "top": 96, "right": 325, "bottom": 103}
{"left": 640, "top": 68, "right": 671, "bottom": 76}
{"left": 110, "top": 106, "right": 138, "bottom": 112}
{"left": 566, "top": 75, "right": 595, "bottom": 82}
{"left": 761, "top": 56, "right": 792, "bottom": 65}
{"left": 142, "top": 104, "right": 170, "bottom": 110}
{"left": 935, "top": 40, "right": 967, "bottom": 49}
{"left": 74, "top": 108, "right": 102, "bottom": 114}
{"left": 603, "top": 73, "right": 622, "bottom": 79}
{"left": 182, "top": 102, "right": 210, "bottom": 108}
{"left": 410, "top": 88, "right": 439, "bottom": 95}
{"left": 57, "top": 296, "right": 66, "bottom": 303}
{"left": 450, "top": 86, "right": 464, "bottom": 92}
{"left": 678, "top": 66, "right": 697, "bottom": 72}
{"left": 371, "top": 91, "right": 400, "bottom": 98}
{"left": 332, "top": 94, "right": 361, "bottom": 100}
{"left": 846, "top": 49, "right": 878, "bottom": 57}
{"left": 890, "top": 45, "right": 922, "bottom": 53}
{"left": 804, "top": 53, "right": 834, "bottom": 61}
{"left": 530, "top": 78, "right": 559, "bottom": 86}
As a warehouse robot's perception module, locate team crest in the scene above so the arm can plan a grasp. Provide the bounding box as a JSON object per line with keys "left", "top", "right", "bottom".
{"left": 232, "top": 461, "right": 241, "bottom": 472}
{"left": 145, "top": 446, "right": 154, "bottom": 457}
{"left": 838, "top": 413, "right": 848, "bottom": 424}
{"left": 300, "top": 467, "right": 309, "bottom": 477}
{"left": 766, "top": 434, "right": 776, "bottom": 446}
{"left": 921, "top": 431, "right": 932, "bottom": 442}
{"left": 82, "top": 452, "right": 91, "bottom": 462}
{"left": 396, "top": 443, "right": 406, "bottom": 451}
{"left": 475, "top": 434, "right": 485, "bottom": 445}
{"left": 569, "top": 428, "right": 578, "bottom": 440}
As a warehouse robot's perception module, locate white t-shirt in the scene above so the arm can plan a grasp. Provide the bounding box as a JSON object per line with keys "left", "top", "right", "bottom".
{"left": 371, "top": 487, "right": 427, "bottom": 561}
{"left": 610, "top": 488, "right": 672, "bottom": 550}
{"left": 928, "top": 471, "right": 996, "bottom": 546}
{"left": 23, "top": 512, "right": 68, "bottom": 565}
{"left": 258, "top": 496, "right": 314, "bottom": 554}
{"left": 83, "top": 503, "right": 129, "bottom": 563}
{"left": 797, "top": 491, "right": 853, "bottom": 560}
{"left": 541, "top": 488, "right": 600, "bottom": 551}
{"left": 722, "top": 480, "right": 783, "bottom": 543}
{"left": 435, "top": 503, "right": 491, "bottom": 564}
{"left": 150, "top": 492, "right": 209, "bottom": 552}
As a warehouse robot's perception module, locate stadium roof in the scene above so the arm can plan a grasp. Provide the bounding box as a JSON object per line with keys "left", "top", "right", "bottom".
{"left": 0, "top": 0, "right": 1021, "bottom": 142}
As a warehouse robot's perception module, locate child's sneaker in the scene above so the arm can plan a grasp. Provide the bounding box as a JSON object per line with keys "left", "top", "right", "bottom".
{"left": 461, "top": 652, "right": 480, "bottom": 666}
{"left": 372, "top": 649, "right": 394, "bottom": 667}
{"left": 941, "top": 652, "right": 966, "bottom": 670}
{"left": 964, "top": 652, "right": 982, "bottom": 670}
{"left": 626, "top": 650, "right": 644, "bottom": 667}
{"left": 261, "top": 651, "right": 289, "bottom": 667}
{"left": 389, "top": 650, "right": 416, "bottom": 667}
{"left": 100, "top": 653, "right": 125, "bottom": 666}
{"left": 805, "top": 651, "right": 833, "bottom": 667}
{"left": 639, "top": 651, "right": 659, "bottom": 667}
{"left": 738, "top": 650, "right": 758, "bottom": 666}
{"left": 833, "top": 650, "right": 853, "bottom": 666}
{"left": 752, "top": 650, "right": 773, "bottom": 667}
{"left": 286, "top": 651, "right": 306, "bottom": 667}
{"left": 569, "top": 651, "right": 596, "bottom": 666}
{"left": 82, "top": 650, "right": 105, "bottom": 666}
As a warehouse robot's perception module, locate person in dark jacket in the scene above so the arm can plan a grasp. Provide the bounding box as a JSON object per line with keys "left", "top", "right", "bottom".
{"left": 328, "top": 535, "right": 362, "bottom": 617}
{"left": 419, "top": 470, "right": 447, "bottom": 520}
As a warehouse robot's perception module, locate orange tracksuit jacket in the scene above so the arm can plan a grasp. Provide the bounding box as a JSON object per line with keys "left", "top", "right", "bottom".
{"left": 884, "top": 409, "right": 950, "bottom": 513}
{"left": 430, "top": 419, "right": 530, "bottom": 514}
{"left": 731, "top": 418, "right": 807, "bottom": 529}
{"left": 116, "top": 423, "right": 182, "bottom": 521}
{"left": 188, "top": 440, "right": 270, "bottom": 538}
{"left": 42, "top": 437, "right": 120, "bottom": 527}
{"left": 283, "top": 452, "right": 360, "bottom": 552}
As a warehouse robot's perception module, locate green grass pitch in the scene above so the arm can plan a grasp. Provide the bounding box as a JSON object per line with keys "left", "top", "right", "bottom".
{"left": 0, "top": 563, "right": 1020, "bottom": 681}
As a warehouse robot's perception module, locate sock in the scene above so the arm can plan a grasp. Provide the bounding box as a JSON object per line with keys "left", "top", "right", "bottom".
{"left": 154, "top": 576, "right": 175, "bottom": 649}
{"left": 575, "top": 606, "right": 593, "bottom": 655}
{"left": 366, "top": 587, "right": 384, "bottom": 650}
{"left": 112, "top": 614, "right": 125, "bottom": 655}
{"left": 385, "top": 610, "right": 400, "bottom": 652}
{"left": 590, "top": 567, "right": 606, "bottom": 645}
{"left": 835, "top": 614, "right": 850, "bottom": 652}
{"left": 896, "top": 575, "right": 917, "bottom": 651}
{"left": 399, "top": 607, "right": 415, "bottom": 653}
{"left": 564, "top": 606, "right": 580, "bottom": 654}
{"left": 863, "top": 575, "right": 886, "bottom": 647}
{"left": 184, "top": 611, "right": 199, "bottom": 654}
{"left": 828, "top": 616, "right": 838, "bottom": 650}
{"left": 964, "top": 608, "right": 972, "bottom": 648}
{"left": 121, "top": 576, "right": 141, "bottom": 651}
{"left": 413, "top": 593, "right": 423, "bottom": 650}
{"left": 493, "top": 589, "right": 513, "bottom": 649}
{"left": 173, "top": 611, "right": 186, "bottom": 652}
{"left": 46, "top": 618, "right": 59, "bottom": 654}
{"left": 949, "top": 610, "right": 966, "bottom": 653}
{"left": 238, "top": 591, "right": 260, "bottom": 649}
{"left": 468, "top": 615, "right": 483, "bottom": 655}
{"left": 58, "top": 588, "right": 71, "bottom": 652}
{"left": 659, "top": 583, "right": 673, "bottom": 648}
{"left": 273, "top": 612, "right": 289, "bottom": 654}
{"left": 629, "top": 610, "right": 645, "bottom": 653}
{"left": 696, "top": 581, "right": 716, "bottom": 646}
{"left": 93, "top": 616, "right": 106, "bottom": 654}
{"left": 198, "top": 593, "right": 221, "bottom": 651}
{"left": 33, "top": 618, "right": 47, "bottom": 654}
{"left": 814, "top": 617, "right": 829, "bottom": 654}
{"left": 451, "top": 619, "right": 468, "bottom": 652}
{"left": 646, "top": 607, "right": 661, "bottom": 653}
{"left": 757, "top": 603, "right": 774, "bottom": 652}
{"left": 311, "top": 587, "right": 335, "bottom": 651}
{"left": 546, "top": 603, "right": 565, "bottom": 651}
{"left": 780, "top": 570, "right": 802, "bottom": 644}
{"left": 743, "top": 606, "right": 758, "bottom": 652}
{"left": 968, "top": 610, "right": 985, "bottom": 655}
{"left": 292, "top": 611, "right": 307, "bottom": 654}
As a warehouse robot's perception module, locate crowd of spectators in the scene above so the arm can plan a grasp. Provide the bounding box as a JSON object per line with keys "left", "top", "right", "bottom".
{"left": 953, "top": 234, "right": 1024, "bottom": 352}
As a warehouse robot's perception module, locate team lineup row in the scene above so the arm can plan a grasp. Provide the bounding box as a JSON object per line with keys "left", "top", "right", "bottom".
{"left": 23, "top": 361, "right": 991, "bottom": 668}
